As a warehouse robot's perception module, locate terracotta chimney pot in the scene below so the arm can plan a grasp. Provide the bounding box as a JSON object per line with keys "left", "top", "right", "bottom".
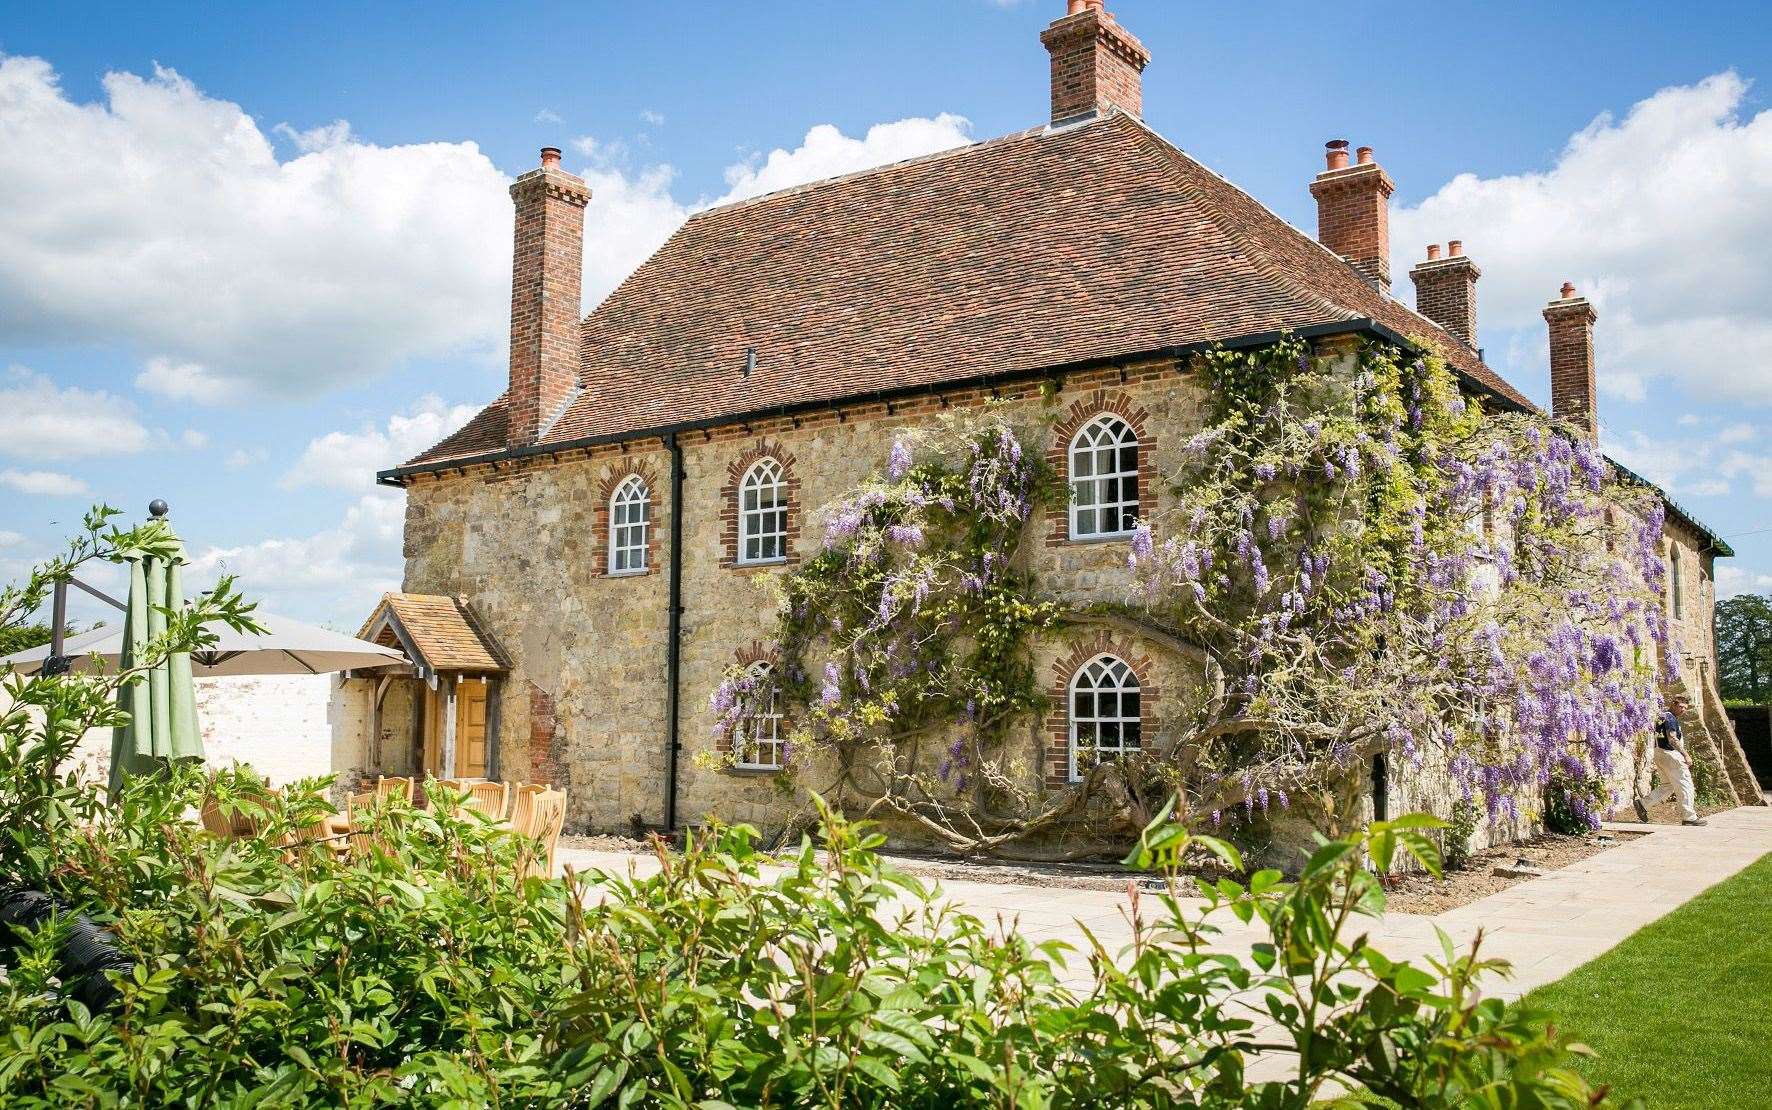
{"left": 1426, "top": 243, "right": 1442, "bottom": 260}
{"left": 1325, "top": 139, "right": 1350, "bottom": 170}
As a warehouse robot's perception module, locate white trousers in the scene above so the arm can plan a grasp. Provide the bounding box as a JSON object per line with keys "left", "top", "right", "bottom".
{"left": 1645, "top": 746, "right": 1699, "bottom": 823}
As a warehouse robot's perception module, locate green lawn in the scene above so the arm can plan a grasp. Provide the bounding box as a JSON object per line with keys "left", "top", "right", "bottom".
{"left": 1521, "top": 852, "right": 1772, "bottom": 1108}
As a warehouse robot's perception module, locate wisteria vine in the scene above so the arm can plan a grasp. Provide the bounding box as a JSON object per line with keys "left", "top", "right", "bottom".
{"left": 1127, "top": 338, "right": 1665, "bottom": 833}
{"left": 712, "top": 338, "right": 1670, "bottom": 853}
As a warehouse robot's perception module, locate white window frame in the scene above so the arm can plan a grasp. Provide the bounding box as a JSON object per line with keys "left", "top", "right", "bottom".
{"left": 1068, "top": 654, "right": 1141, "bottom": 782}
{"left": 608, "top": 475, "right": 650, "bottom": 576}
{"left": 735, "top": 661, "right": 784, "bottom": 770}
{"left": 738, "top": 458, "right": 788, "bottom": 565}
{"left": 1068, "top": 415, "right": 1139, "bottom": 540}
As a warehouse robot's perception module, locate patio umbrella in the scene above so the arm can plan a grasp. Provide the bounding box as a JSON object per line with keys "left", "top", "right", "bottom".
{"left": 108, "top": 520, "right": 201, "bottom": 792}
{"left": 1, "top": 614, "right": 408, "bottom": 678}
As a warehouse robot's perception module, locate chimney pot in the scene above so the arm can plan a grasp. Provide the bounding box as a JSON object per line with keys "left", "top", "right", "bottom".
{"left": 1448, "top": 239, "right": 1463, "bottom": 257}
{"left": 1325, "top": 139, "right": 1350, "bottom": 170}
{"left": 1426, "top": 243, "right": 1442, "bottom": 261}
{"left": 1356, "top": 145, "right": 1375, "bottom": 165}
{"left": 540, "top": 146, "right": 562, "bottom": 168}
{"left": 1561, "top": 281, "right": 1576, "bottom": 299}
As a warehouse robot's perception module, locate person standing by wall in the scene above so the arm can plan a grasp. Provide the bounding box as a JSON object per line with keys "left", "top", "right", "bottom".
{"left": 1635, "top": 693, "right": 1706, "bottom": 826}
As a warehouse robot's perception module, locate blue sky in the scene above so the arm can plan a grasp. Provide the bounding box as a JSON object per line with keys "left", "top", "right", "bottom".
{"left": 3, "top": 0, "right": 1772, "bottom": 628}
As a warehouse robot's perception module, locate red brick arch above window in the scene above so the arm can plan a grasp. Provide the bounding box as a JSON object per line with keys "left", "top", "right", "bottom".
{"left": 1044, "top": 631, "right": 1160, "bottom": 788}
{"left": 1046, "top": 390, "right": 1155, "bottom": 546}
{"left": 592, "top": 460, "right": 661, "bottom": 578}
{"left": 721, "top": 440, "right": 801, "bottom": 569}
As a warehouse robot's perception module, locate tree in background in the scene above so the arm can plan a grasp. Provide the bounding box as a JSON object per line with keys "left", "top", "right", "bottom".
{"left": 0, "top": 621, "right": 54, "bottom": 658}
{"left": 1717, "top": 593, "right": 1772, "bottom": 703}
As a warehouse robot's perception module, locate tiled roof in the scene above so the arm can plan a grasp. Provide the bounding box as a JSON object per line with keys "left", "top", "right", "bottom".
{"left": 359, "top": 593, "right": 505, "bottom": 673}
{"left": 401, "top": 110, "right": 1532, "bottom": 471}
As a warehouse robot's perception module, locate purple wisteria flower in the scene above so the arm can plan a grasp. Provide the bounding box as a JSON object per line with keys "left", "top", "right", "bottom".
{"left": 887, "top": 439, "right": 913, "bottom": 481}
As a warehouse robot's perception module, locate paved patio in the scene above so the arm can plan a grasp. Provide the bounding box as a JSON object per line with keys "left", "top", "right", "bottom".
{"left": 557, "top": 804, "right": 1772, "bottom": 1000}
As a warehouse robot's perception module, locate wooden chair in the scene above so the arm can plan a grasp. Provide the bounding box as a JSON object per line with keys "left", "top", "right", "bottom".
{"left": 199, "top": 789, "right": 273, "bottom": 839}
{"left": 375, "top": 775, "right": 415, "bottom": 803}
{"left": 428, "top": 778, "right": 509, "bottom": 821}
{"left": 502, "top": 783, "right": 547, "bottom": 837}
{"left": 346, "top": 789, "right": 388, "bottom": 859}
{"left": 514, "top": 788, "right": 567, "bottom": 880}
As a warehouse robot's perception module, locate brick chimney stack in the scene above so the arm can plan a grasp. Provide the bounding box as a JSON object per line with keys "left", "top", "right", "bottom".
{"left": 1310, "top": 140, "right": 1396, "bottom": 294}
{"left": 1544, "top": 282, "right": 1599, "bottom": 440}
{"left": 1040, "top": 1, "right": 1151, "bottom": 124}
{"left": 1409, "top": 239, "right": 1481, "bottom": 348}
{"left": 506, "top": 146, "right": 590, "bottom": 449}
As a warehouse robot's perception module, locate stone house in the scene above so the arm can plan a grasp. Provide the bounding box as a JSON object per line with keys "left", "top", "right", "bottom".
{"left": 332, "top": 1, "right": 1759, "bottom": 838}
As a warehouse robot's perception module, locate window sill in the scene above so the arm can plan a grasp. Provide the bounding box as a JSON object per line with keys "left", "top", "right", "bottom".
{"left": 734, "top": 558, "right": 789, "bottom": 569}
{"left": 607, "top": 567, "right": 651, "bottom": 578}
{"left": 1066, "top": 532, "right": 1134, "bottom": 545}
{"left": 725, "top": 765, "right": 783, "bottom": 777}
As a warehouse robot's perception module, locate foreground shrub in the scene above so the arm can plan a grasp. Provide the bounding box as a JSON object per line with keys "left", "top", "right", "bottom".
{"left": 0, "top": 517, "right": 1634, "bottom": 1106}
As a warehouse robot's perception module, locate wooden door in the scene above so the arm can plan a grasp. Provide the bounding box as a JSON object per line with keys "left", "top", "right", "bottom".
{"left": 455, "top": 680, "right": 489, "bottom": 779}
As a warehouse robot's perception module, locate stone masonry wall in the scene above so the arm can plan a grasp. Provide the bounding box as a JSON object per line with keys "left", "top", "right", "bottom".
{"left": 386, "top": 359, "right": 1208, "bottom": 836}
{"left": 367, "top": 350, "right": 1752, "bottom": 844}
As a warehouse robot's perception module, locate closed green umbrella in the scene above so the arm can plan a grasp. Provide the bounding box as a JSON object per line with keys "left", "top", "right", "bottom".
{"left": 108, "top": 516, "right": 201, "bottom": 792}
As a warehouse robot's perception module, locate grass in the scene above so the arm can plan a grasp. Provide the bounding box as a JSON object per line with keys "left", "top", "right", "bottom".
{"left": 1520, "top": 851, "right": 1772, "bottom": 1108}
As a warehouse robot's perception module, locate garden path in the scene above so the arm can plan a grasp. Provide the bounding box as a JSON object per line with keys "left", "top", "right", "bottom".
{"left": 556, "top": 805, "right": 1772, "bottom": 998}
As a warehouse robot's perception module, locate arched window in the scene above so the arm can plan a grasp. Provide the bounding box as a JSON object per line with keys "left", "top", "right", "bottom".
{"left": 608, "top": 475, "right": 650, "bottom": 575}
{"left": 735, "top": 661, "right": 784, "bottom": 769}
{"left": 739, "top": 458, "right": 788, "bottom": 564}
{"left": 1069, "top": 415, "right": 1139, "bottom": 540}
{"left": 1068, "top": 654, "right": 1141, "bottom": 781}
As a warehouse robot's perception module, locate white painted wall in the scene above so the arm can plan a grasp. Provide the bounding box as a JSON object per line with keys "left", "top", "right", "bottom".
{"left": 32, "top": 674, "right": 338, "bottom": 786}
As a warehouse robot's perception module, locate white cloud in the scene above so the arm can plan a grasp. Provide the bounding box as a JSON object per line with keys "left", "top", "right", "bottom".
{"left": 0, "top": 366, "right": 153, "bottom": 458}
{"left": 180, "top": 429, "right": 209, "bottom": 449}
{"left": 534, "top": 108, "right": 563, "bottom": 125}
{"left": 272, "top": 119, "right": 352, "bottom": 153}
{"left": 1393, "top": 72, "right": 1772, "bottom": 403}
{"left": 717, "top": 114, "right": 973, "bottom": 203}
{"left": 639, "top": 109, "right": 665, "bottom": 127}
{"left": 1, "top": 53, "right": 976, "bottom": 402}
{"left": 1717, "top": 565, "right": 1772, "bottom": 598}
{"left": 0, "top": 468, "right": 90, "bottom": 496}
{"left": 185, "top": 492, "right": 404, "bottom": 625}
{"left": 1605, "top": 420, "right": 1772, "bottom": 500}
{"left": 135, "top": 357, "right": 244, "bottom": 405}
{"left": 225, "top": 447, "right": 267, "bottom": 470}
{"left": 0, "top": 530, "right": 24, "bottom": 547}
{"left": 281, "top": 395, "right": 477, "bottom": 491}
{"left": 0, "top": 55, "right": 510, "bottom": 400}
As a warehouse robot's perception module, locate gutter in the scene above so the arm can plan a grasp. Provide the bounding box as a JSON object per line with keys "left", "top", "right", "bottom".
{"left": 663, "top": 433, "right": 685, "bottom": 833}
{"left": 377, "top": 317, "right": 1516, "bottom": 487}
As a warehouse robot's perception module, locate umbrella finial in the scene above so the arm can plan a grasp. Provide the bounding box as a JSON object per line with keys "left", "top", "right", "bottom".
{"left": 148, "top": 499, "right": 169, "bottom": 519}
